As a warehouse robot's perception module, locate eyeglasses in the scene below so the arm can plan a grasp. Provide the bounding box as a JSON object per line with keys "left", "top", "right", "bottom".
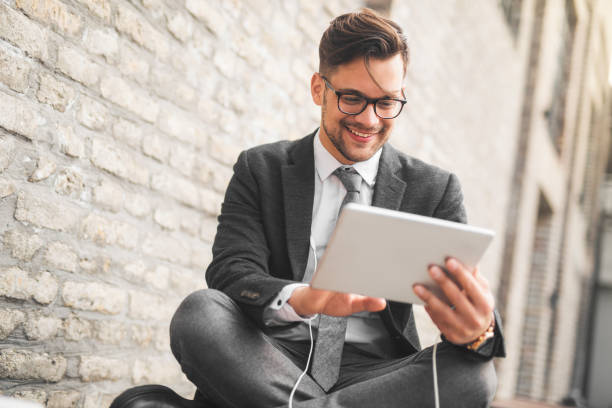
{"left": 321, "top": 76, "right": 406, "bottom": 119}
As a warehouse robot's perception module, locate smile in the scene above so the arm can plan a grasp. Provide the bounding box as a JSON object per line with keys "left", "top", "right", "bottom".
{"left": 346, "top": 126, "right": 377, "bottom": 139}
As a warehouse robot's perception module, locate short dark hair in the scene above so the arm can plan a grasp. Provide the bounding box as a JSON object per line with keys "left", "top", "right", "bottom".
{"left": 318, "top": 8, "right": 409, "bottom": 76}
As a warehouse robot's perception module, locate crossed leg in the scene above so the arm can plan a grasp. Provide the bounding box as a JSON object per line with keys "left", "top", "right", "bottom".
{"left": 170, "top": 289, "right": 496, "bottom": 408}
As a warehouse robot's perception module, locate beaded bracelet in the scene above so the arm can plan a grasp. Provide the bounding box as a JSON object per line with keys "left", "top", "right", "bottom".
{"left": 466, "top": 318, "right": 495, "bottom": 351}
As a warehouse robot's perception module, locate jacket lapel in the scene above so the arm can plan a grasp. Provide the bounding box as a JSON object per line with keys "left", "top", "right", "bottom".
{"left": 281, "top": 133, "right": 316, "bottom": 281}
{"left": 372, "top": 144, "right": 406, "bottom": 210}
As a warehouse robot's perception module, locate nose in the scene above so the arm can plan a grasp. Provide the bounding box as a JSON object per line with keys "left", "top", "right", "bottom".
{"left": 353, "top": 102, "right": 379, "bottom": 128}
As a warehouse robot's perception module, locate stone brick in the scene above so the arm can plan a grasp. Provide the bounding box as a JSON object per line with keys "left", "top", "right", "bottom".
{"left": 186, "top": 0, "right": 226, "bottom": 37}
{"left": 123, "top": 259, "right": 147, "bottom": 281}
{"left": 179, "top": 208, "right": 201, "bottom": 237}
{"left": 16, "top": 0, "right": 83, "bottom": 37}
{"left": 3, "top": 229, "right": 44, "bottom": 261}
{"left": 0, "top": 92, "right": 46, "bottom": 141}
{"left": 213, "top": 49, "right": 239, "bottom": 79}
{"left": 47, "top": 390, "right": 81, "bottom": 408}
{"left": 193, "top": 158, "right": 213, "bottom": 185}
{"left": 118, "top": 42, "right": 150, "bottom": 84}
{"left": 0, "top": 3, "right": 49, "bottom": 61}
{"left": 0, "top": 178, "right": 16, "bottom": 197}
{"left": 115, "top": 220, "right": 139, "bottom": 249}
{"left": 199, "top": 188, "right": 223, "bottom": 216}
{"left": 157, "top": 107, "right": 203, "bottom": 147}
{"left": 79, "top": 355, "right": 128, "bottom": 382}
{"left": 124, "top": 193, "right": 151, "bottom": 218}
{"left": 100, "top": 76, "right": 159, "bottom": 123}
{"left": 151, "top": 172, "right": 200, "bottom": 208}
{"left": 142, "top": 133, "right": 170, "bottom": 162}
{"left": 28, "top": 155, "right": 56, "bottom": 182}
{"left": 153, "top": 207, "right": 180, "bottom": 230}
{"left": 80, "top": 213, "right": 139, "bottom": 249}
{"left": 0, "top": 136, "right": 15, "bottom": 171}
{"left": 83, "top": 27, "right": 118, "bottom": 61}
{"left": 131, "top": 324, "right": 153, "bottom": 346}
{"left": 58, "top": 125, "right": 86, "bottom": 158}
{"left": 57, "top": 46, "right": 100, "bottom": 87}
{"left": 54, "top": 167, "right": 84, "bottom": 196}
{"left": 113, "top": 118, "right": 143, "bottom": 149}
{"left": 91, "top": 139, "right": 149, "bottom": 185}
{"left": 199, "top": 216, "right": 218, "bottom": 243}
{"left": 45, "top": 241, "right": 78, "bottom": 272}
{"left": 115, "top": 3, "right": 169, "bottom": 59}
{"left": 0, "top": 266, "right": 35, "bottom": 300}
{"left": 169, "top": 144, "right": 195, "bottom": 177}
{"left": 0, "top": 46, "right": 32, "bottom": 93}
{"left": 78, "top": 96, "right": 108, "bottom": 130}
{"left": 93, "top": 178, "right": 124, "bottom": 212}
{"left": 12, "top": 389, "right": 47, "bottom": 404}
{"left": 23, "top": 313, "right": 61, "bottom": 340}
{"left": 15, "top": 190, "right": 80, "bottom": 231}
{"left": 75, "top": 0, "right": 111, "bottom": 21}
{"left": 62, "top": 281, "right": 127, "bottom": 314}
{"left": 0, "top": 349, "right": 66, "bottom": 382}
{"left": 212, "top": 165, "right": 232, "bottom": 192}
{"left": 132, "top": 357, "right": 182, "bottom": 384}
{"left": 83, "top": 393, "right": 115, "bottom": 408}
{"left": 34, "top": 271, "right": 59, "bottom": 304}
{"left": 142, "top": 233, "right": 190, "bottom": 265}
{"left": 149, "top": 265, "right": 169, "bottom": 290}
{"left": 0, "top": 308, "right": 25, "bottom": 339}
{"left": 63, "top": 315, "right": 92, "bottom": 341}
{"left": 94, "top": 320, "right": 125, "bottom": 345}
{"left": 166, "top": 11, "right": 193, "bottom": 42}
{"left": 0, "top": 269, "right": 59, "bottom": 305}
{"left": 37, "top": 72, "right": 75, "bottom": 113}
{"left": 169, "top": 268, "right": 202, "bottom": 297}
{"left": 129, "top": 291, "right": 175, "bottom": 320}
{"left": 150, "top": 66, "right": 197, "bottom": 109}
{"left": 191, "top": 244, "right": 212, "bottom": 269}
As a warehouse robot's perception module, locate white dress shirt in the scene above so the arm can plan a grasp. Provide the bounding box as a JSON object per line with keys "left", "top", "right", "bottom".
{"left": 263, "top": 130, "right": 396, "bottom": 358}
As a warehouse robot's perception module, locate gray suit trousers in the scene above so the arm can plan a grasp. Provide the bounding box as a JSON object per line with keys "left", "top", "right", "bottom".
{"left": 170, "top": 289, "right": 497, "bottom": 408}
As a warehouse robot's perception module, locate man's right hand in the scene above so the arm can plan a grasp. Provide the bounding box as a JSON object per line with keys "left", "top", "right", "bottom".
{"left": 288, "top": 286, "right": 387, "bottom": 317}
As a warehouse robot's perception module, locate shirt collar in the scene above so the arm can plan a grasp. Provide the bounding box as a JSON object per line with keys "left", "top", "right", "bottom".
{"left": 313, "top": 129, "right": 381, "bottom": 187}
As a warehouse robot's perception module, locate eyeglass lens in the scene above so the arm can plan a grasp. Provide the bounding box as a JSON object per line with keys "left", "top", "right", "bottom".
{"left": 338, "top": 94, "right": 403, "bottom": 119}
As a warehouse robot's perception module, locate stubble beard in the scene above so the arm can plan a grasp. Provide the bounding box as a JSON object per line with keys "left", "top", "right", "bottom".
{"left": 321, "top": 98, "right": 389, "bottom": 163}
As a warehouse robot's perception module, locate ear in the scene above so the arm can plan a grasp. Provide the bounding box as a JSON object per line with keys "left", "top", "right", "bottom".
{"left": 311, "top": 73, "right": 324, "bottom": 106}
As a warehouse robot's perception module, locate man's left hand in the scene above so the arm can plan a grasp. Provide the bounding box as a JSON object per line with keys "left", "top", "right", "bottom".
{"left": 412, "top": 258, "right": 494, "bottom": 345}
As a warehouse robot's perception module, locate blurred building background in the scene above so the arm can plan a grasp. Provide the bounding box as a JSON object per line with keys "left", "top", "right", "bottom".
{"left": 0, "top": 0, "right": 610, "bottom": 407}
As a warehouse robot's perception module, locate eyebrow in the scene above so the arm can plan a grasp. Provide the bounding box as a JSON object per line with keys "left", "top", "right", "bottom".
{"left": 336, "top": 87, "right": 404, "bottom": 99}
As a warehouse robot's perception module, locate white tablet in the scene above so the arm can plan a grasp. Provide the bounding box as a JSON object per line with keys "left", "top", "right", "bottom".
{"left": 310, "top": 203, "right": 494, "bottom": 305}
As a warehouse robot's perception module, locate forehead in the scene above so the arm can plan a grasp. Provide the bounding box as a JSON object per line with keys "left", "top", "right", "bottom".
{"left": 327, "top": 54, "right": 404, "bottom": 96}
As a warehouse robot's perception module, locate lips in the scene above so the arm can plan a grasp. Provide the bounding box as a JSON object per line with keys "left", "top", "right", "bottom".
{"left": 345, "top": 125, "right": 378, "bottom": 140}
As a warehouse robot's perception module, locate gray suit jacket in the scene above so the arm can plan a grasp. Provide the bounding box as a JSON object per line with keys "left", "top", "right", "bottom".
{"left": 206, "top": 131, "right": 505, "bottom": 359}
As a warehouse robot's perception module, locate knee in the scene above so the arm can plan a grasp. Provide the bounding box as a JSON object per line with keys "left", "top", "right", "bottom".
{"left": 170, "top": 289, "right": 236, "bottom": 354}
{"left": 437, "top": 348, "right": 497, "bottom": 407}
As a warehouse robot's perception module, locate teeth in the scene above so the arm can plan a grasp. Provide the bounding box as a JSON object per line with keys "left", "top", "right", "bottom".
{"left": 348, "top": 127, "right": 375, "bottom": 138}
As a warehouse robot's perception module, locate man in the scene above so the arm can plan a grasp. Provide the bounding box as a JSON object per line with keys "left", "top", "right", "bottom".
{"left": 170, "top": 8, "right": 505, "bottom": 408}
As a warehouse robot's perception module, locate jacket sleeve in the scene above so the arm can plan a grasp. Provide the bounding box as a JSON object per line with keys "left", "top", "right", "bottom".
{"left": 433, "top": 172, "right": 506, "bottom": 359}
{"left": 205, "top": 150, "right": 295, "bottom": 325}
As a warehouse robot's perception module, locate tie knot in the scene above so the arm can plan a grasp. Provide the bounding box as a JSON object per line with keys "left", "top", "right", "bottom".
{"left": 334, "top": 167, "right": 362, "bottom": 193}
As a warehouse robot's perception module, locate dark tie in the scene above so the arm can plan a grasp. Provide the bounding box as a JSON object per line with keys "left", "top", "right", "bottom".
{"left": 311, "top": 166, "right": 362, "bottom": 391}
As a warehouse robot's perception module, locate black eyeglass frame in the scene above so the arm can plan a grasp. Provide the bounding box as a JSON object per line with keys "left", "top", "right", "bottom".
{"left": 320, "top": 75, "right": 407, "bottom": 119}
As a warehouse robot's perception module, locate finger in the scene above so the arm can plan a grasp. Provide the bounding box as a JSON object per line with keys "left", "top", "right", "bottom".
{"left": 428, "top": 265, "right": 477, "bottom": 317}
{"left": 349, "top": 295, "right": 386, "bottom": 313}
{"left": 445, "top": 258, "right": 493, "bottom": 313}
{"left": 415, "top": 285, "right": 465, "bottom": 337}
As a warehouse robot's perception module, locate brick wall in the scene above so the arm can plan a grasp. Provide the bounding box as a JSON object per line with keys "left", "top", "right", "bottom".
{"left": 0, "top": 0, "right": 358, "bottom": 405}
{"left": 0, "top": 0, "right": 527, "bottom": 406}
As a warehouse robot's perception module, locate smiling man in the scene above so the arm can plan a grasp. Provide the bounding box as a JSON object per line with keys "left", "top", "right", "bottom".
{"left": 170, "top": 8, "right": 505, "bottom": 408}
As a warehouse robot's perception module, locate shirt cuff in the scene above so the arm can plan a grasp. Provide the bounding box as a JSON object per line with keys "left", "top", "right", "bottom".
{"left": 263, "top": 283, "right": 317, "bottom": 326}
